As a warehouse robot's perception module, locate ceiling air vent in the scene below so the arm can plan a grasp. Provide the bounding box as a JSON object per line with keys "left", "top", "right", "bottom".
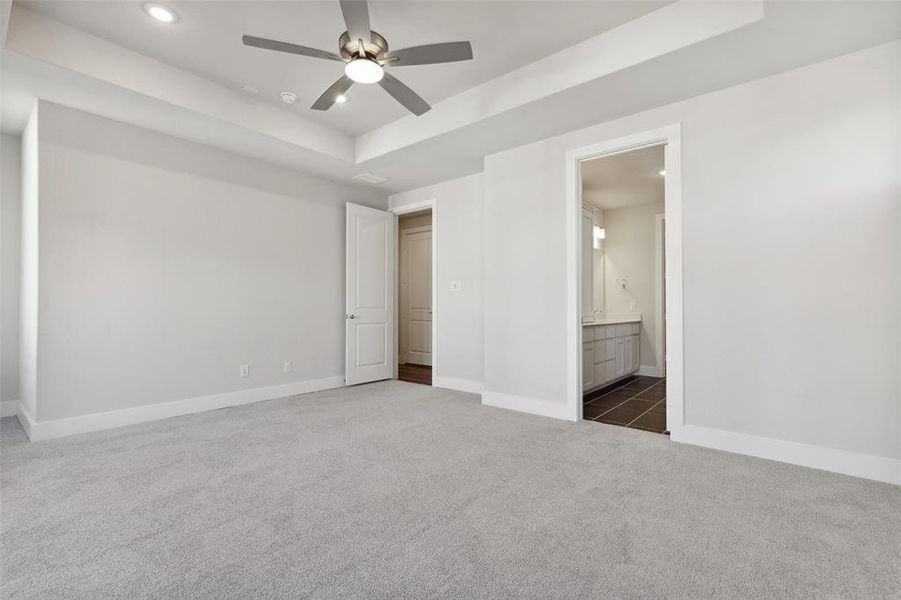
{"left": 352, "top": 172, "right": 390, "bottom": 185}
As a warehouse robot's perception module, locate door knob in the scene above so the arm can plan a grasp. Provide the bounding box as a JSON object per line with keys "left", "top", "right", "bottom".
{"left": 346, "top": 314, "right": 356, "bottom": 319}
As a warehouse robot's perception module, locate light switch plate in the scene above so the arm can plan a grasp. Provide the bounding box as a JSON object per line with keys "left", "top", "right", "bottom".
{"left": 449, "top": 281, "right": 462, "bottom": 292}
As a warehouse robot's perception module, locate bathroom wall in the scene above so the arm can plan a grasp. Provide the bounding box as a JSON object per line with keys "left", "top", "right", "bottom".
{"left": 602, "top": 201, "right": 665, "bottom": 373}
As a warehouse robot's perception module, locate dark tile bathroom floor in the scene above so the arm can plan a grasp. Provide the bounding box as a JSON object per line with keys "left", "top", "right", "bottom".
{"left": 582, "top": 376, "right": 667, "bottom": 433}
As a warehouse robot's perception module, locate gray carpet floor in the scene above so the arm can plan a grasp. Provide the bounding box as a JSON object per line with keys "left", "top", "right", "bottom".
{"left": 1, "top": 381, "right": 899, "bottom": 599}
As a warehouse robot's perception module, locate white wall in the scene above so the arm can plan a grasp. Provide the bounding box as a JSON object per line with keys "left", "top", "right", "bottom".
{"left": 1, "top": 133, "right": 21, "bottom": 413}
{"left": 602, "top": 201, "right": 665, "bottom": 372}
{"left": 19, "top": 107, "right": 38, "bottom": 420}
{"left": 389, "top": 173, "right": 484, "bottom": 392}
{"left": 483, "top": 41, "right": 900, "bottom": 463}
{"left": 25, "top": 101, "right": 387, "bottom": 424}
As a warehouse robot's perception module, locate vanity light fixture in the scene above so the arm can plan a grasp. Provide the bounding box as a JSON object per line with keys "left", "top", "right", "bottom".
{"left": 143, "top": 3, "right": 178, "bottom": 23}
{"left": 593, "top": 225, "right": 605, "bottom": 249}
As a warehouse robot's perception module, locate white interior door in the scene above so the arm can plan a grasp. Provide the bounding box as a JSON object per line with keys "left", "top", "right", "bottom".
{"left": 400, "top": 228, "right": 432, "bottom": 365}
{"left": 346, "top": 203, "right": 395, "bottom": 386}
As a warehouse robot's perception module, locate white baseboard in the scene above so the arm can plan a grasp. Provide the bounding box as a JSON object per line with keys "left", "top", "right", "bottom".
{"left": 482, "top": 391, "right": 574, "bottom": 422}
{"left": 433, "top": 376, "right": 483, "bottom": 395}
{"left": 637, "top": 365, "right": 664, "bottom": 377}
{"left": 16, "top": 402, "right": 35, "bottom": 439}
{"left": 672, "top": 424, "right": 901, "bottom": 486}
{"left": 16, "top": 376, "right": 345, "bottom": 442}
{"left": 1, "top": 399, "right": 19, "bottom": 417}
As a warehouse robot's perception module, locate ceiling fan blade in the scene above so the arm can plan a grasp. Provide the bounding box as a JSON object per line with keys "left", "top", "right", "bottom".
{"left": 242, "top": 35, "right": 343, "bottom": 61}
{"left": 379, "top": 73, "right": 431, "bottom": 116}
{"left": 339, "top": 0, "right": 371, "bottom": 47}
{"left": 311, "top": 76, "right": 355, "bottom": 111}
{"left": 386, "top": 42, "right": 473, "bottom": 67}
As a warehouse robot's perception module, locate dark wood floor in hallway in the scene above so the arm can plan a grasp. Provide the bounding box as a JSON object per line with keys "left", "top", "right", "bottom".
{"left": 398, "top": 363, "right": 432, "bottom": 385}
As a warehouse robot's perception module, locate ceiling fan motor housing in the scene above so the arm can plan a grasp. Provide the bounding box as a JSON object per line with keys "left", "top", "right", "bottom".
{"left": 339, "top": 30, "right": 389, "bottom": 60}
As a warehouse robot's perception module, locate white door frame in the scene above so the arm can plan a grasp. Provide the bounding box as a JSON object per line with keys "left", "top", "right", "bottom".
{"left": 565, "top": 124, "right": 683, "bottom": 436}
{"left": 389, "top": 199, "right": 437, "bottom": 384}
{"left": 654, "top": 213, "right": 666, "bottom": 378}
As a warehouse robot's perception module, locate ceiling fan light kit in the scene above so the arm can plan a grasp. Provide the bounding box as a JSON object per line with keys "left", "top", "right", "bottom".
{"left": 345, "top": 58, "right": 383, "bottom": 84}
{"left": 242, "top": 0, "right": 473, "bottom": 115}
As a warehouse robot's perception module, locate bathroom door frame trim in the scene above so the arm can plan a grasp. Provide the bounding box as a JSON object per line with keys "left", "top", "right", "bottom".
{"left": 654, "top": 212, "right": 666, "bottom": 378}
{"left": 389, "top": 199, "right": 437, "bottom": 385}
{"left": 564, "top": 124, "right": 683, "bottom": 436}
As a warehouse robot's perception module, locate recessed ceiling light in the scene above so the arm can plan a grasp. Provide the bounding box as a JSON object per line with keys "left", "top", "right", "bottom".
{"left": 280, "top": 91, "right": 298, "bottom": 104}
{"left": 335, "top": 94, "right": 349, "bottom": 104}
{"left": 144, "top": 3, "right": 177, "bottom": 23}
{"left": 658, "top": 169, "right": 666, "bottom": 176}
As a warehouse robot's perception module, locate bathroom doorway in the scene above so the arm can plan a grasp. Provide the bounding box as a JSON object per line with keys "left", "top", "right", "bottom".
{"left": 565, "top": 125, "right": 683, "bottom": 436}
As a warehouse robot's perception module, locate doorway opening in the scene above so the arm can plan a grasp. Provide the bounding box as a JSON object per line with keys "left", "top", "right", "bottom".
{"left": 396, "top": 208, "right": 433, "bottom": 385}
{"left": 565, "top": 124, "right": 683, "bottom": 436}
{"left": 578, "top": 144, "right": 667, "bottom": 432}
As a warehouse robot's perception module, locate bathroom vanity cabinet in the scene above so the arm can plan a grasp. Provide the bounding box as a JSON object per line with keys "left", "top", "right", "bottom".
{"left": 582, "top": 320, "right": 641, "bottom": 392}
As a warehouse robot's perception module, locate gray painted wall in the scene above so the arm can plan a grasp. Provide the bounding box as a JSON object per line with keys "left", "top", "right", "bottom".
{"left": 482, "top": 41, "right": 900, "bottom": 460}
{"left": 26, "top": 101, "right": 388, "bottom": 421}
{"left": 1, "top": 133, "right": 21, "bottom": 409}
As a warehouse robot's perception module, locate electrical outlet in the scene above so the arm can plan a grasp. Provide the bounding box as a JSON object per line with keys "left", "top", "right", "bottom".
{"left": 239, "top": 364, "right": 249, "bottom": 378}
{"left": 283, "top": 360, "right": 293, "bottom": 374}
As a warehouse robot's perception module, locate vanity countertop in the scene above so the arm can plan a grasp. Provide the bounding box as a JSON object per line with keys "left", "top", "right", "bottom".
{"left": 583, "top": 315, "right": 641, "bottom": 326}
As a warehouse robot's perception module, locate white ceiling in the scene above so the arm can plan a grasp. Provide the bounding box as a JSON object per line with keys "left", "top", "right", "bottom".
{"left": 20, "top": 0, "right": 669, "bottom": 136}
{"left": 582, "top": 144, "right": 664, "bottom": 210}
{"left": 2, "top": 1, "right": 899, "bottom": 193}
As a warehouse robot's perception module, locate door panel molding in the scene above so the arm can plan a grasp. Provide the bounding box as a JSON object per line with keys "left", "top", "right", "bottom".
{"left": 346, "top": 203, "right": 395, "bottom": 386}
{"left": 400, "top": 227, "right": 433, "bottom": 366}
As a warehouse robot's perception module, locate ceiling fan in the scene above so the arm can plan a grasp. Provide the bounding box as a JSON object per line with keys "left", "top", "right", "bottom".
{"left": 242, "top": 0, "right": 473, "bottom": 116}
